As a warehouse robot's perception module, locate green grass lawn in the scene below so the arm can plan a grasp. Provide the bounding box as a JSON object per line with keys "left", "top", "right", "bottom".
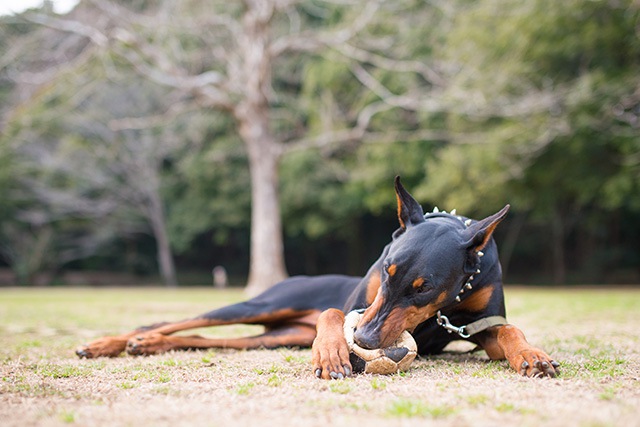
{"left": 1, "top": 286, "right": 638, "bottom": 427}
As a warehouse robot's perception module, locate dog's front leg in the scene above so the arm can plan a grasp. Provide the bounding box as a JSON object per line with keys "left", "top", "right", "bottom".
{"left": 312, "top": 308, "right": 352, "bottom": 380}
{"left": 478, "top": 325, "right": 559, "bottom": 378}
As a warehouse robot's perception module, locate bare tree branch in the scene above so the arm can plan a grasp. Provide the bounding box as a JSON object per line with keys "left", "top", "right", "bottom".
{"left": 270, "top": 0, "right": 381, "bottom": 55}
{"left": 24, "top": 12, "right": 108, "bottom": 46}
{"left": 107, "top": 101, "right": 201, "bottom": 131}
{"left": 335, "top": 42, "right": 445, "bottom": 87}
{"left": 22, "top": 10, "right": 234, "bottom": 110}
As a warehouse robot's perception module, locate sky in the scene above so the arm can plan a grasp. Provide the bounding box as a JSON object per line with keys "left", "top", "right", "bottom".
{"left": 0, "top": 0, "right": 79, "bottom": 16}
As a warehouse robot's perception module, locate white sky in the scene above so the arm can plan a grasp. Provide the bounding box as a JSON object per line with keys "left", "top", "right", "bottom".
{"left": 0, "top": 0, "right": 79, "bottom": 16}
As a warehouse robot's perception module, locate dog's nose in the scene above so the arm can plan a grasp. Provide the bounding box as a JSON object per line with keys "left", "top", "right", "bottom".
{"left": 354, "top": 328, "right": 379, "bottom": 350}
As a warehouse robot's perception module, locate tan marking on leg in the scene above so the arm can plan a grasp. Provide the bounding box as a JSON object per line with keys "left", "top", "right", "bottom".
{"left": 289, "top": 309, "right": 322, "bottom": 327}
{"left": 151, "top": 308, "right": 316, "bottom": 335}
{"left": 475, "top": 326, "right": 505, "bottom": 359}
{"left": 312, "top": 308, "right": 351, "bottom": 380}
{"left": 127, "top": 324, "right": 317, "bottom": 355}
{"left": 479, "top": 324, "right": 558, "bottom": 377}
{"left": 79, "top": 309, "right": 317, "bottom": 358}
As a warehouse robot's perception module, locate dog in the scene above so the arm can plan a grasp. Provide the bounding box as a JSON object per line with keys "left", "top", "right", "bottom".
{"left": 76, "top": 177, "right": 558, "bottom": 379}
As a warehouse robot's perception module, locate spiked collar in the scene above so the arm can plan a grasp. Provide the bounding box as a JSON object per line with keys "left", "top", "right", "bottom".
{"left": 424, "top": 207, "right": 473, "bottom": 228}
{"left": 423, "top": 207, "right": 484, "bottom": 303}
{"left": 425, "top": 207, "right": 507, "bottom": 337}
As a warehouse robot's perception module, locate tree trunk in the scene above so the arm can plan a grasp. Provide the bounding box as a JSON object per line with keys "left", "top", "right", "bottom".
{"left": 148, "top": 191, "right": 178, "bottom": 287}
{"left": 551, "top": 212, "right": 566, "bottom": 285}
{"left": 243, "top": 132, "right": 288, "bottom": 295}
{"left": 235, "top": 0, "right": 288, "bottom": 296}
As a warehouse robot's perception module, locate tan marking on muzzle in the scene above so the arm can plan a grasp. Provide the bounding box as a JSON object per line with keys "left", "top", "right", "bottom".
{"left": 365, "top": 270, "right": 381, "bottom": 305}
{"left": 358, "top": 289, "right": 384, "bottom": 329}
{"left": 358, "top": 290, "right": 449, "bottom": 348}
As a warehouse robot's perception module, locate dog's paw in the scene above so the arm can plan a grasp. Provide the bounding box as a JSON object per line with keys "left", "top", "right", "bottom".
{"left": 126, "top": 333, "right": 171, "bottom": 356}
{"left": 76, "top": 336, "right": 127, "bottom": 358}
{"left": 512, "top": 347, "right": 559, "bottom": 378}
{"left": 311, "top": 334, "right": 352, "bottom": 380}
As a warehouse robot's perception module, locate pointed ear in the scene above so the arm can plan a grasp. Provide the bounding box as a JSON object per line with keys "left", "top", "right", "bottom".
{"left": 462, "top": 204, "right": 510, "bottom": 253}
{"left": 394, "top": 176, "right": 425, "bottom": 231}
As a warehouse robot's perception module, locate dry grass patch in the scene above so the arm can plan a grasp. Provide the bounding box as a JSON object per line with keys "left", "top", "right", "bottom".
{"left": 1, "top": 286, "right": 639, "bottom": 427}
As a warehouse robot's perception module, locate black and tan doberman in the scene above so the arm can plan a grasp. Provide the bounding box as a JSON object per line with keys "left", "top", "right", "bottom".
{"left": 76, "top": 177, "right": 558, "bottom": 379}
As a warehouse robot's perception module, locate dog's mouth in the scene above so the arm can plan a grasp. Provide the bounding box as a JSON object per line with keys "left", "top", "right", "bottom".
{"left": 354, "top": 305, "right": 419, "bottom": 349}
{"left": 354, "top": 286, "right": 450, "bottom": 349}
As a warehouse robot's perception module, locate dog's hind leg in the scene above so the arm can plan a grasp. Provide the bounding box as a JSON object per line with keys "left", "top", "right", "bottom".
{"left": 75, "top": 322, "right": 170, "bottom": 358}
{"left": 76, "top": 305, "right": 318, "bottom": 358}
{"left": 126, "top": 322, "right": 318, "bottom": 355}
{"left": 124, "top": 309, "right": 322, "bottom": 355}
{"left": 76, "top": 275, "right": 357, "bottom": 358}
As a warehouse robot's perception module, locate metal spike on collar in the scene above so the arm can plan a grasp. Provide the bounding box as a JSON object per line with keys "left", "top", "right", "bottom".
{"left": 433, "top": 206, "right": 439, "bottom": 213}
{"left": 450, "top": 209, "right": 457, "bottom": 216}
{"left": 478, "top": 251, "right": 484, "bottom": 257}
{"left": 464, "top": 219, "right": 472, "bottom": 227}
{"left": 456, "top": 258, "right": 480, "bottom": 304}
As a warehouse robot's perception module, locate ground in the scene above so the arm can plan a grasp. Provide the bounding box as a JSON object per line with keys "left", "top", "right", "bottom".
{"left": 0, "top": 286, "right": 638, "bottom": 427}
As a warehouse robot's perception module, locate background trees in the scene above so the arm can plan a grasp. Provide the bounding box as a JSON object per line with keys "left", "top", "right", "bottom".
{"left": 0, "top": 0, "right": 638, "bottom": 287}
{"left": 417, "top": 0, "right": 640, "bottom": 283}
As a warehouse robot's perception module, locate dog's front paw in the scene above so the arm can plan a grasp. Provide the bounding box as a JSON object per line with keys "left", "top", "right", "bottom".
{"left": 76, "top": 336, "right": 128, "bottom": 358}
{"left": 511, "top": 347, "right": 559, "bottom": 378}
{"left": 126, "top": 333, "right": 171, "bottom": 356}
{"left": 312, "top": 308, "right": 352, "bottom": 380}
{"left": 311, "top": 334, "right": 352, "bottom": 380}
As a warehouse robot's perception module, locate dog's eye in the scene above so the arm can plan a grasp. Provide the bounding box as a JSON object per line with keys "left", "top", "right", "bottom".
{"left": 412, "top": 278, "right": 428, "bottom": 293}
{"left": 385, "top": 263, "right": 398, "bottom": 277}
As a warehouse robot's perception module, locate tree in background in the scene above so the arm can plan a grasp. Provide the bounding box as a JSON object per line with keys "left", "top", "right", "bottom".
{"left": 417, "top": 0, "right": 640, "bottom": 282}
{"left": 1, "top": 0, "right": 638, "bottom": 286}
{"left": 17, "top": 0, "right": 447, "bottom": 293}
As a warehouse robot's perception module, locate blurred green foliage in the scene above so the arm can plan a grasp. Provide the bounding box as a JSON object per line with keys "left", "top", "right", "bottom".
{"left": 0, "top": 0, "right": 638, "bottom": 285}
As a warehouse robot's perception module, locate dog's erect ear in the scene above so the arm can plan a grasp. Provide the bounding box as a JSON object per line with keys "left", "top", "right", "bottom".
{"left": 462, "top": 204, "right": 510, "bottom": 253}
{"left": 461, "top": 204, "right": 510, "bottom": 274}
{"left": 394, "top": 176, "right": 425, "bottom": 231}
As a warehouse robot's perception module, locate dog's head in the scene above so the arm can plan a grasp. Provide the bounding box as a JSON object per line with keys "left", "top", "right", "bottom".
{"left": 354, "top": 177, "right": 509, "bottom": 349}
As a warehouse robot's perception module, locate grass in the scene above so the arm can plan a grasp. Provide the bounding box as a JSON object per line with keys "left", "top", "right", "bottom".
{"left": 329, "top": 380, "right": 353, "bottom": 394}
{"left": 234, "top": 381, "right": 256, "bottom": 395}
{"left": 59, "top": 410, "right": 76, "bottom": 423}
{"left": 386, "top": 398, "right": 457, "bottom": 418}
{"left": 0, "top": 286, "right": 639, "bottom": 427}
{"left": 369, "top": 377, "right": 387, "bottom": 390}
